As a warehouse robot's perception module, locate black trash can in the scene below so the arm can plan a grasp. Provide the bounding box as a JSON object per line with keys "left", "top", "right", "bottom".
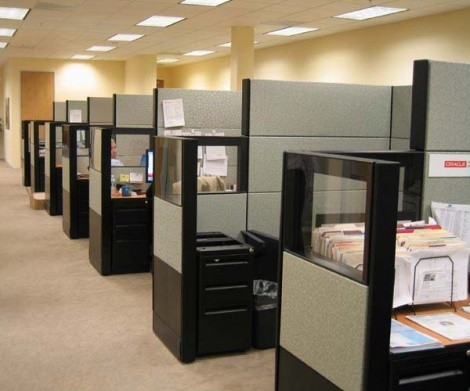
{"left": 252, "top": 280, "right": 277, "bottom": 349}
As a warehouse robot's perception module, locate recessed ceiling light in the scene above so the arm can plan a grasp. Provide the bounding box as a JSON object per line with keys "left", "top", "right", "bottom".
{"left": 218, "top": 41, "right": 259, "bottom": 48}
{"left": 0, "top": 7, "right": 29, "bottom": 20}
{"left": 334, "top": 6, "right": 407, "bottom": 21}
{"left": 179, "top": 0, "right": 231, "bottom": 6}
{"left": 266, "top": 27, "right": 318, "bottom": 37}
{"left": 137, "top": 15, "right": 185, "bottom": 27}
{"left": 0, "top": 28, "right": 16, "bottom": 37}
{"left": 157, "top": 58, "right": 180, "bottom": 64}
{"left": 87, "top": 45, "right": 116, "bottom": 52}
{"left": 71, "top": 55, "right": 95, "bottom": 60}
{"left": 0, "top": 42, "right": 8, "bottom": 49}
{"left": 183, "top": 50, "right": 215, "bottom": 56}
{"left": 108, "top": 34, "right": 144, "bottom": 42}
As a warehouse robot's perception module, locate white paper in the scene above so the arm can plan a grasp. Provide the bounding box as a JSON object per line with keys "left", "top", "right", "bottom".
{"left": 162, "top": 99, "right": 185, "bottom": 128}
{"left": 69, "top": 109, "right": 82, "bottom": 123}
{"left": 202, "top": 154, "right": 228, "bottom": 176}
{"left": 164, "top": 130, "right": 172, "bottom": 136}
{"left": 171, "top": 129, "right": 182, "bottom": 136}
{"left": 407, "top": 313, "right": 470, "bottom": 341}
{"left": 431, "top": 201, "right": 470, "bottom": 245}
{"left": 428, "top": 153, "right": 470, "bottom": 177}
{"left": 130, "top": 172, "right": 143, "bottom": 183}
{"left": 198, "top": 147, "right": 203, "bottom": 160}
{"left": 206, "top": 146, "right": 226, "bottom": 161}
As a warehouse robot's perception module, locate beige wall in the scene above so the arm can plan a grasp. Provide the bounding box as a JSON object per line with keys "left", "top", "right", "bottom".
{"left": 160, "top": 7, "right": 470, "bottom": 88}
{"left": 2, "top": 58, "right": 125, "bottom": 168}
{"left": 124, "top": 55, "right": 157, "bottom": 94}
{"left": 159, "top": 56, "right": 231, "bottom": 90}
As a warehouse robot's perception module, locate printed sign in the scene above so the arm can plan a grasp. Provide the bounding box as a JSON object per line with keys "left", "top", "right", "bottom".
{"left": 428, "top": 153, "right": 470, "bottom": 177}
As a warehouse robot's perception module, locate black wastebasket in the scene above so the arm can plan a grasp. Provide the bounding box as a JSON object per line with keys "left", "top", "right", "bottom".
{"left": 252, "top": 280, "right": 277, "bottom": 349}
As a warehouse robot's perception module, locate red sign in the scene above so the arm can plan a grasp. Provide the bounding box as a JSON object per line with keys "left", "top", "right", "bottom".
{"left": 444, "top": 160, "right": 468, "bottom": 168}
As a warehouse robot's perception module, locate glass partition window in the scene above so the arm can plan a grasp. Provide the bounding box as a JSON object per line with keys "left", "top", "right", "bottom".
{"left": 284, "top": 154, "right": 373, "bottom": 283}
{"left": 90, "top": 128, "right": 102, "bottom": 172}
{"left": 38, "top": 125, "right": 46, "bottom": 158}
{"left": 55, "top": 126, "right": 63, "bottom": 167}
{"left": 156, "top": 137, "right": 183, "bottom": 205}
{"left": 197, "top": 145, "right": 238, "bottom": 193}
{"left": 110, "top": 132, "right": 150, "bottom": 193}
{"left": 77, "top": 129, "right": 89, "bottom": 177}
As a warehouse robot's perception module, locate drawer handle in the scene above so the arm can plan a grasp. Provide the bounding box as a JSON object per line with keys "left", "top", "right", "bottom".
{"left": 399, "top": 370, "right": 464, "bottom": 385}
{"left": 206, "top": 285, "right": 248, "bottom": 291}
{"left": 205, "top": 308, "right": 247, "bottom": 315}
{"left": 206, "top": 261, "right": 248, "bottom": 267}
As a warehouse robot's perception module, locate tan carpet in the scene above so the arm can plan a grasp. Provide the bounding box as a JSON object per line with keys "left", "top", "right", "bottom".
{"left": 0, "top": 161, "right": 275, "bottom": 391}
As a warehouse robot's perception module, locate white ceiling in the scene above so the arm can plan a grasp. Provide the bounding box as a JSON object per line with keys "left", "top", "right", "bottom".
{"left": 0, "top": 0, "right": 469, "bottom": 66}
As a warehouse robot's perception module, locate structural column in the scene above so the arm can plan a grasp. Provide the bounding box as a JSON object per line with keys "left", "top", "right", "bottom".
{"left": 230, "top": 26, "right": 254, "bottom": 91}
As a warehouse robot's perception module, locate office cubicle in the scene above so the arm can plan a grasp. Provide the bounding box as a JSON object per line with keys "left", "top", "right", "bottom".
{"left": 89, "top": 127, "right": 155, "bottom": 275}
{"left": 242, "top": 79, "right": 394, "bottom": 238}
{"left": 153, "top": 135, "right": 250, "bottom": 363}
{"left": 88, "top": 97, "right": 113, "bottom": 126}
{"left": 44, "top": 122, "right": 65, "bottom": 215}
{"left": 277, "top": 151, "right": 400, "bottom": 391}
{"left": 21, "top": 120, "right": 31, "bottom": 187}
{"left": 53, "top": 101, "right": 66, "bottom": 122}
{"left": 66, "top": 100, "right": 88, "bottom": 124}
{"left": 62, "top": 124, "right": 90, "bottom": 239}
{"left": 29, "top": 121, "right": 47, "bottom": 193}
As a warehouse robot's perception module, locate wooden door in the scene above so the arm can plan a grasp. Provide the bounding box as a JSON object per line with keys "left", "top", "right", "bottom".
{"left": 21, "top": 71, "right": 54, "bottom": 120}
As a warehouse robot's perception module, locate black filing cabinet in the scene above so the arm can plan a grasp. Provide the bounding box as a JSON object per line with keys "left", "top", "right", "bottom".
{"left": 197, "top": 244, "right": 253, "bottom": 356}
{"left": 111, "top": 198, "right": 151, "bottom": 274}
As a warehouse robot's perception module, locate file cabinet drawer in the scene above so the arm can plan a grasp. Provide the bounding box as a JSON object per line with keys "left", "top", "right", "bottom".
{"left": 202, "top": 259, "right": 250, "bottom": 286}
{"left": 198, "top": 308, "right": 252, "bottom": 355}
{"left": 201, "top": 284, "right": 251, "bottom": 310}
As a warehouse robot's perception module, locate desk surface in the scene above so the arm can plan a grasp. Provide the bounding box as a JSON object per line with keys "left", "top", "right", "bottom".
{"left": 395, "top": 296, "right": 470, "bottom": 347}
{"left": 111, "top": 192, "right": 147, "bottom": 199}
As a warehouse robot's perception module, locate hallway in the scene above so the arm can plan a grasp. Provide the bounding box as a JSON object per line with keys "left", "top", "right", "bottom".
{"left": 0, "top": 161, "right": 274, "bottom": 391}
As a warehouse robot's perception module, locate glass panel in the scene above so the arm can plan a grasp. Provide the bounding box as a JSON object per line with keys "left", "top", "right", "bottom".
{"left": 156, "top": 137, "right": 182, "bottom": 205}
{"left": 55, "top": 126, "right": 63, "bottom": 167}
{"left": 38, "top": 124, "right": 45, "bottom": 158}
{"left": 110, "top": 132, "right": 150, "bottom": 194}
{"left": 197, "top": 145, "right": 238, "bottom": 193}
{"left": 76, "top": 128, "right": 89, "bottom": 177}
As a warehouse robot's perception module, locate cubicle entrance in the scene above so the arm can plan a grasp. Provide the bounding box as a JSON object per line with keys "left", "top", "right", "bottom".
{"left": 21, "top": 120, "right": 31, "bottom": 187}
{"left": 29, "top": 120, "right": 46, "bottom": 193}
{"left": 45, "top": 122, "right": 64, "bottom": 215}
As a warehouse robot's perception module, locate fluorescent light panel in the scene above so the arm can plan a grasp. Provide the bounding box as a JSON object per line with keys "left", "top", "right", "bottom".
{"left": 157, "top": 58, "right": 180, "bottom": 64}
{"left": 267, "top": 26, "right": 318, "bottom": 37}
{"left": 87, "top": 45, "right": 116, "bottom": 52}
{"left": 183, "top": 50, "right": 215, "bottom": 56}
{"left": 137, "top": 15, "right": 185, "bottom": 27}
{"left": 108, "top": 33, "right": 144, "bottom": 42}
{"left": 334, "top": 6, "right": 407, "bottom": 20}
{"left": 0, "top": 28, "right": 16, "bottom": 37}
{"left": 0, "top": 7, "right": 29, "bottom": 20}
{"left": 180, "top": 0, "right": 231, "bottom": 6}
{"left": 0, "top": 42, "right": 8, "bottom": 48}
{"left": 72, "top": 54, "right": 95, "bottom": 60}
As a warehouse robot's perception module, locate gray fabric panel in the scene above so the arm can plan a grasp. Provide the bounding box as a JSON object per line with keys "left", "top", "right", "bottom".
{"left": 156, "top": 89, "right": 242, "bottom": 130}
{"left": 89, "top": 168, "right": 101, "bottom": 215}
{"left": 249, "top": 80, "right": 391, "bottom": 137}
{"left": 115, "top": 133, "right": 149, "bottom": 162}
{"left": 391, "top": 138, "right": 410, "bottom": 150}
{"left": 197, "top": 193, "right": 247, "bottom": 239}
{"left": 67, "top": 100, "right": 88, "bottom": 123}
{"left": 154, "top": 197, "right": 183, "bottom": 273}
{"left": 115, "top": 94, "right": 153, "bottom": 128}
{"left": 247, "top": 192, "right": 281, "bottom": 238}
{"left": 426, "top": 61, "right": 470, "bottom": 151}
{"left": 422, "top": 152, "right": 470, "bottom": 218}
{"left": 88, "top": 97, "right": 113, "bottom": 125}
{"left": 391, "top": 86, "right": 412, "bottom": 140}
{"left": 54, "top": 102, "right": 66, "bottom": 122}
{"left": 249, "top": 137, "right": 390, "bottom": 192}
{"left": 157, "top": 128, "right": 241, "bottom": 137}
{"left": 62, "top": 156, "right": 70, "bottom": 192}
{"left": 280, "top": 251, "right": 368, "bottom": 391}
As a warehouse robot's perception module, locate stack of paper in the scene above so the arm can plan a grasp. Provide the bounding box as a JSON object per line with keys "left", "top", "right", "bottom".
{"left": 390, "top": 319, "right": 442, "bottom": 353}
{"left": 407, "top": 313, "right": 470, "bottom": 341}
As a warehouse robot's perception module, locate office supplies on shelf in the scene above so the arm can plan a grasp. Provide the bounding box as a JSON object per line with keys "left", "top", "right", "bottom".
{"left": 390, "top": 319, "right": 442, "bottom": 353}
{"left": 407, "top": 313, "right": 470, "bottom": 341}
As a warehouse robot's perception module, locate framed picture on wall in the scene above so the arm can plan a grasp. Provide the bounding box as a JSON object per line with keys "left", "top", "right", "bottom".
{"left": 5, "top": 97, "right": 10, "bottom": 130}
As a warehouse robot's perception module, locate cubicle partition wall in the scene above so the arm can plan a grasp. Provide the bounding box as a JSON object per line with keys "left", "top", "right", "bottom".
{"left": 391, "top": 86, "right": 412, "bottom": 150}
{"left": 62, "top": 124, "right": 90, "bottom": 239}
{"left": 153, "top": 135, "right": 249, "bottom": 362}
{"left": 242, "top": 79, "right": 393, "bottom": 237}
{"left": 53, "top": 101, "right": 66, "bottom": 122}
{"left": 276, "top": 151, "right": 399, "bottom": 391}
{"left": 21, "top": 120, "right": 31, "bottom": 186}
{"left": 88, "top": 97, "right": 113, "bottom": 126}
{"left": 29, "top": 121, "right": 46, "bottom": 193}
{"left": 113, "top": 94, "right": 153, "bottom": 128}
{"left": 89, "top": 127, "right": 155, "bottom": 275}
{"left": 66, "top": 100, "right": 88, "bottom": 124}
{"left": 44, "top": 122, "right": 64, "bottom": 215}
{"left": 411, "top": 60, "right": 470, "bottom": 218}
